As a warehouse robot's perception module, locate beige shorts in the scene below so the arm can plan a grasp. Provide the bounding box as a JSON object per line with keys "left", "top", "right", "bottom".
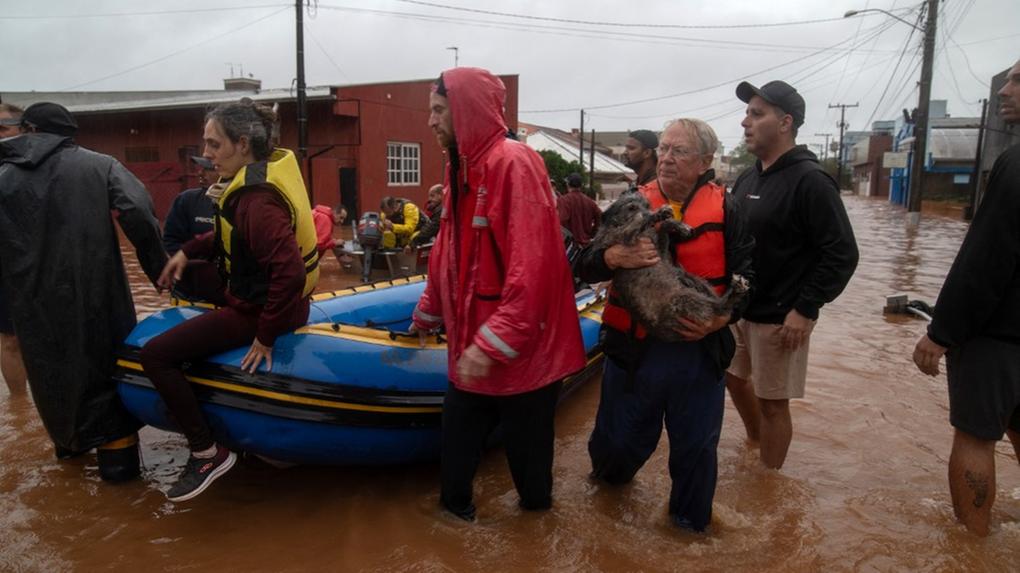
{"left": 727, "top": 319, "right": 814, "bottom": 400}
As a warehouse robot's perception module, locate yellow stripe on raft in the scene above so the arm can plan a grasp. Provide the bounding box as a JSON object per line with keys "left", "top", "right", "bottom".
{"left": 116, "top": 359, "right": 442, "bottom": 414}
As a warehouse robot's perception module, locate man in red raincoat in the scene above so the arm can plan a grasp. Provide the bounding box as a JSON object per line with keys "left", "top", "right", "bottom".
{"left": 411, "top": 67, "right": 586, "bottom": 521}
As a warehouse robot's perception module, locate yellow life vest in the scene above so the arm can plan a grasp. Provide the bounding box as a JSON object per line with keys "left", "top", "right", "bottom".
{"left": 214, "top": 148, "right": 319, "bottom": 300}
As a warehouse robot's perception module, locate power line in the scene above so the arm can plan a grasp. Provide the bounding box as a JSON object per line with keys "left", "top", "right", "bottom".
{"left": 391, "top": 0, "right": 877, "bottom": 29}
{"left": 0, "top": 4, "right": 289, "bottom": 20}
{"left": 521, "top": 20, "right": 896, "bottom": 114}
{"left": 315, "top": 4, "right": 900, "bottom": 56}
{"left": 57, "top": 7, "right": 289, "bottom": 91}
{"left": 862, "top": 7, "right": 925, "bottom": 127}
{"left": 303, "top": 22, "right": 351, "bottom": 83}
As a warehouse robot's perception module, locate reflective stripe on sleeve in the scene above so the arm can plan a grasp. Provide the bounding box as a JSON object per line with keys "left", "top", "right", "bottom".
{"left": 479, "top": 324, "right": 519, "bottom": 360}
{"left": 414, "top": 305, "right": 442, "bottom": 324}
{"left": 472, "top": 216, "right": 489, "bottom": 228}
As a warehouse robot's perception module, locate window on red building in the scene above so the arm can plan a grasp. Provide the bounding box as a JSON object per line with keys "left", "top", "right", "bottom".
{"left": 386, "top": 142, "right": 420, "bottom": 186}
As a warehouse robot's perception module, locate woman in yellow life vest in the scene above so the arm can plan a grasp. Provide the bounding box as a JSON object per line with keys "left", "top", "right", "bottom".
{"left": 140, "top": 101, "right": 319, "bottom": 503}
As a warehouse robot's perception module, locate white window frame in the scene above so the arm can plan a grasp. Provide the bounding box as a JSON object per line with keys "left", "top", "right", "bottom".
{"left": 386, "top": 142, "right": 421, "bottom": 186}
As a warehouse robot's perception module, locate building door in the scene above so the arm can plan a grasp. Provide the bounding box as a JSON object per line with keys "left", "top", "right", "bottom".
{"left": 340, "top": 167, "right": 358, "bottom": 217}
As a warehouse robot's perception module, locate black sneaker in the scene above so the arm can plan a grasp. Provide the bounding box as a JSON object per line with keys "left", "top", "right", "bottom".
{"left": 166, "top": 445, "right": 237, "bottom": 502}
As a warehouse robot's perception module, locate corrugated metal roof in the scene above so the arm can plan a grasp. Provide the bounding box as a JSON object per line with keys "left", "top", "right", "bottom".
{"left": 929, "top": 128, "right": 978, "bottom": 161}
{"left": 524, "top": 130, "right": 632, "bottom": 177}
{"left": 1, "top": 87, "right": 333, "bottom": 114}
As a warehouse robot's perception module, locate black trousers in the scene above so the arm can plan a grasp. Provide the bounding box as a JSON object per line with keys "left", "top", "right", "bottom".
{"left": 440, "top": 380, "right": 562, "bottom": 513}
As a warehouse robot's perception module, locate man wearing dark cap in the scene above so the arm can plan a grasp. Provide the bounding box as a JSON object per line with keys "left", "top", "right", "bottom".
{"left": 0, "top": 101, "right": 167, "bottom": 482}
{"left": 623, "top": 129, "right": 658, "bottom": 192}
{"left": 725, "top": 81, "right": 859, "bottom": 470}
{"left": 557, "top": 172, "right": 601, "bottom": 247}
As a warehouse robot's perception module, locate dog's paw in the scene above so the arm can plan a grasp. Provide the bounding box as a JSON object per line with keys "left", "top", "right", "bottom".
{"left": 731, "top": 274, "right": 750, "bottom": 294}
{"left": 651, "top": 205, "right": 674, "bottom": 222}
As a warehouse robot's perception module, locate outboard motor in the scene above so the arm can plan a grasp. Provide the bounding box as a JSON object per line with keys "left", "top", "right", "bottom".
{"left": 357, "top": 212, "right": 384, "bottom": 283}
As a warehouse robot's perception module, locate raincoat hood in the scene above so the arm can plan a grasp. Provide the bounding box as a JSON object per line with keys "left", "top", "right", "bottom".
{"left": 440, "top": 67, "right": 508, "bottom": 160}
{"left": 0, "top": 133, "right": 73, "bottom": 168}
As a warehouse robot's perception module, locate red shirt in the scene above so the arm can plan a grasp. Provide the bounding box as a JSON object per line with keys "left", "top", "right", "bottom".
{"left": 556, "top": 189, "right": 601, "bottom": 246}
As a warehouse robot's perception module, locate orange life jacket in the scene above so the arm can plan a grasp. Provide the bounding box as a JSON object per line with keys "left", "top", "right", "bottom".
{"left": 602, "top": 179, "right": 727, "bottom": 339}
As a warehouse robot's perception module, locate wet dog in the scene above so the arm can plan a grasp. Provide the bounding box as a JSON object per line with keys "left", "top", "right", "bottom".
{"left": 590, "top": 193, "right": 748, "bottom": 342}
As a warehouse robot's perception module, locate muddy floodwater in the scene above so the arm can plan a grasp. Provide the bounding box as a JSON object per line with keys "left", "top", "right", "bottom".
{"left": 1, "top": 195, "right": 1018, "bottom": 571}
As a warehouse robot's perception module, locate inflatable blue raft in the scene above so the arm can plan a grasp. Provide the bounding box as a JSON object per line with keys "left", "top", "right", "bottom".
{"left": 114, "top": 276, "right": 604, "bottom": 465}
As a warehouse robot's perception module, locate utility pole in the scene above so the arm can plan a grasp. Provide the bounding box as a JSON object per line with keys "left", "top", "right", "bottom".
{"left": 905, "top": 0, "right": 939, "bottom": 227}
{"left": 446, "top": 46, "right": 459, "bottom": 67}
{"left": 814, "top": 132, "right": 833, "bottom": 162}
{"left": 295, "top": 0, "right": 308, "bottom": 164}
{"left": 589, "top": 129, "right": 596, "bottom": 197}
{"left": 828, "top": 102, "right": 859, "bottom": 189}
{"left": 965, "top": 98, "right": 989, "bottom": 221}
{"left": 579, "top": 109, "right": 585, "bottom": 165}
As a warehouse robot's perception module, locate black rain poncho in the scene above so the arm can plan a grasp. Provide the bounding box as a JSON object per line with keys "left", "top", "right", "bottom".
{"left": 0, "top": 133, "right": 167, "bottom": 453}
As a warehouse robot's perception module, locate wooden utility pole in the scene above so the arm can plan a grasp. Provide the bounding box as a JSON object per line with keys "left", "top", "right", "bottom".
{"left": 295, "top": 0, "right": 308, "bottom": 163}
{"left": 965, "top": 98, "right": 989, "bottom": 221}
{"left": 828, "top": 102, "right": 859, "bottom": 189}
{"left": 578, "top": 110, "right": 585, "bottom": 165}
{"left": 906, "top": 0, "right": 939, "bottom": 227}
{"left": 814, "top": 132, "right": 833, "bottom": 162}
{"left": 589, "top": 129, "right": 596, "bottom": 197}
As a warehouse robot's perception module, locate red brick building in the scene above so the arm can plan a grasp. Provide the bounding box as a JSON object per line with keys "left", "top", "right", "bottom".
{"left": 3, "top": 75, "right": 519, "bottom": 220}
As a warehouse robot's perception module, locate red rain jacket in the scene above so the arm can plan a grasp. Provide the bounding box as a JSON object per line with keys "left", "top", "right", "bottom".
{"left": 312, "top": 204, "right": 336, "bottom": 255}
{"left": 412, "top": 67, "right": 585, "bottom": 395}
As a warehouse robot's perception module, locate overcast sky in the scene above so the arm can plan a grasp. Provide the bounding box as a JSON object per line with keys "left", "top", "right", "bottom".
{"left": 1, "top": 0, "right": 1017, "bottom": 154}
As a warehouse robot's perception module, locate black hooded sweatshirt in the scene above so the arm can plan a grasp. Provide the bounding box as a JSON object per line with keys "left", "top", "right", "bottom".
{"left": 732, "top": 145, "right": 858, "bottom": 324}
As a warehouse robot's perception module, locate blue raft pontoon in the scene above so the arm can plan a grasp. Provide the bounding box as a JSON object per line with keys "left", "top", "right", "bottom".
{"left": 114, "top": 276, "right": 604, "bottom": 465}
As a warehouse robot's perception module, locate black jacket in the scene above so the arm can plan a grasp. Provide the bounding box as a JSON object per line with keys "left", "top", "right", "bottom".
{"left": 929, "top": 143, "right": 1020, "bottom": 348}
{"left": 411, "top": 204, "right": 443, "bottom": 248}
{"left": 732, "top": 146, "right": 858, "bottom": 323}
{"left": 0, "top": 134, "right": 166, "bottom": 452}
{"left": 163, "top": 187, "right": 215, "bottom": 255}
{"left": 575, "top": 176, "right": 755, "bottom": 376}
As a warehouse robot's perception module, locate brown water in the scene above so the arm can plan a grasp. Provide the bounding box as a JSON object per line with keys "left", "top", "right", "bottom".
{"left": 2, "top": 196, "right": 1018, "bottom": 572}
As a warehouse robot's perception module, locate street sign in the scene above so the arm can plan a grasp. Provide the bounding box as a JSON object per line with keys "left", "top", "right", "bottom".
{"left": 884, "top": 152, "right": 908, "bottom": 169}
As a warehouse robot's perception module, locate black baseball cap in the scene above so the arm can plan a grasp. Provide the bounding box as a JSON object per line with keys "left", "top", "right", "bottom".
{"left": 190, "top": 156, "right": 215, "bottom": 170}
{"left": 736, "top": 80, "right": 805, "bottom": 128}
{"left": 566, "top": 172, "right": 583, "bottom": 187}
{"left": 628, "top": 129, "right": 658, "bottom": 150}
{"left": 20, "top": 102, "right": 78, "bottom": 136}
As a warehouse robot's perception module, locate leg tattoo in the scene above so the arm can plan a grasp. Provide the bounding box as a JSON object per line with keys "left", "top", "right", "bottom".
{"left": 963, "top": 470, "right": 989, "bottom": 508}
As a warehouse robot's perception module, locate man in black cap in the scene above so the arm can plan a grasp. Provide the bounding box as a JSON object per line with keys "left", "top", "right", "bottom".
{"left": 623, "top": 129, "right": 658, "bottom": 192}
{"left": 725, "top": 81, "right": 859, "bottom": 470}
{"left": 0, "top": 101, "right": 166, "bottom": 482}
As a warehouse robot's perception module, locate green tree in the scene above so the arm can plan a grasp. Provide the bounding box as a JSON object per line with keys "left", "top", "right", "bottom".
{"left": 538, "top": 149, "right": 586, "bottom": 195}
{"left": 728, "top": 142, "right": 757, "bottom": 173}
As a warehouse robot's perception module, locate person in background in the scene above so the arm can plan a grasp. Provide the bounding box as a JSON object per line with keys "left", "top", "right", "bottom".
{"left": 140, "top": 101, "right": 319, "bottom": 502}
{"left": 409, "top": 183, "right": 444, "bottom": 250}
{"left": 912, "top": 59, "right": 1020, "bottom": 536}
{"left": 312, "top": 202, "right": 347, "bottom": 258}
{"left": 163, "top": 156, "right": 217, "bottom": 255}
{"left": 726, "top": 80, "right": 858, "bottom": 470}
{"left": 623, "top": 129, "right": 659, "bottom": 193}
{"left": 0, "top": 102, "right": 167, "bottom": 481}
{"left": 412, "top": 67, "right": 585, "bottom": 521}
{"left": 0, "top": 103, "right": 27, "bottom": 397}
{"left": 380, "top": 196, "right": 425, "bottom": 249}
{"left": 556, "top": 172, "right": 601, "bottom": 247}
